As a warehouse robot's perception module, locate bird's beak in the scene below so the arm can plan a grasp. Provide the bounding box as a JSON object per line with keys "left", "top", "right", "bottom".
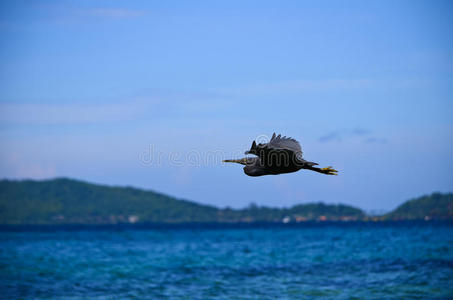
{"left": 223, "top": 158, "right": 247, "bottom": 165}
{"left": 244, "top": 151, "right": 250, "bottom": 155}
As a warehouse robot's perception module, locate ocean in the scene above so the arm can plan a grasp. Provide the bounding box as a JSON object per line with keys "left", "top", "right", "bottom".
{"left": 0, "top": 222, "right": 452, "bottom": 299}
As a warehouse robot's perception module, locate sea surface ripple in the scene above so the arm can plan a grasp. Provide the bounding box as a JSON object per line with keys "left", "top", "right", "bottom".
{"left": 0, "top": 222, "right": 452, "bottom": 299}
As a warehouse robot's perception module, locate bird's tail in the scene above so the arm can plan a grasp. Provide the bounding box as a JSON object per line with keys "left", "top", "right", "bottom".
{"left": 306, "top": 165, "right": 338, "bottom": 175}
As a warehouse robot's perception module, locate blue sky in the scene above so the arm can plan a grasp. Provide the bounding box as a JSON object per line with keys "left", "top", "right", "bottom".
{"left": 0, "top": 0, "right": 452, "bottom": 211}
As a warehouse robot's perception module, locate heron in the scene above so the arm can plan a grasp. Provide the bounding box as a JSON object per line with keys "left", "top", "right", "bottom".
{"left": 223, "top": 133, "right": 338, "bottom": 177}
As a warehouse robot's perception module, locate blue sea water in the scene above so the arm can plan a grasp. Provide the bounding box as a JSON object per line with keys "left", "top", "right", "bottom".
{"left": 0, "top": 222, "right": 452, "bottom": 299}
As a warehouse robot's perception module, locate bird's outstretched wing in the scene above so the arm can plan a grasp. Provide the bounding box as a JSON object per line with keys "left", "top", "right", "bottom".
{"left": 246, "top": 133, "right": 306, "bottom": 165}
{"left": 267, "top": 133, "right": 302, "bottom": 155}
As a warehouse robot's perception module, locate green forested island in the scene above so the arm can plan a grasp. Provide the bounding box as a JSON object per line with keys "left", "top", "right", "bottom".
{"left": 0, "top": 178, "right": 451, "bottom": 224}
{"left": 384, "top": 192, "right": 453, "bottom": 220}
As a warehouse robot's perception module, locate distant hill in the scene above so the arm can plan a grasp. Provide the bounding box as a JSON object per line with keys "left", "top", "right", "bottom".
{"left": 0, "top": 178, "right": 365, "bottom": 224}
{"left": 0, "top": 178, "right": 218, "bottom": 224}
{"left": 384, "top": 193, "right": 453, "bottom": 220}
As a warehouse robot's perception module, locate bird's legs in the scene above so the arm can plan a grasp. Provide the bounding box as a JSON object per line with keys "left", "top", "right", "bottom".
{"left": 320, "top": 166, "right": 338, "bottom": 175}
{"left": 306, "top": 166, "right": 338, "bottom": 175}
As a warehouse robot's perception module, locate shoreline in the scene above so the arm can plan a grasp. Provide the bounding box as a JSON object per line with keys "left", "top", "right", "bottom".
{"left": 1, "top": 220, "right": 452, "bottom": 232}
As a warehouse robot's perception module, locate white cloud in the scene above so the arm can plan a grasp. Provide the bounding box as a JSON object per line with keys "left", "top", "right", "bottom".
{"left": 216, "top": 78, "right": 376, "bottom": 96}
{"left": 80, "top": 8, "right": 148, "bottom": 19}
{"left": 0, "top": 100, "right": 151, "bottom": 125}
{"left": 318, "top": 128, "right": 387, "bottom": 144}
{"left": 0, "top": 153, "right": 57, "bottom": 179}
{"left": 214, "top": 76, "right": 442, "bottom": 97}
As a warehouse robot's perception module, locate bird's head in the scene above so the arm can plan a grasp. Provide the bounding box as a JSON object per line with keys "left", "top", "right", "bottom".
{"left": 223, "top": 157, "right": 265, "bottom": 176}
{"left": 244, "top": 140, "right": 257, "bottom": 155}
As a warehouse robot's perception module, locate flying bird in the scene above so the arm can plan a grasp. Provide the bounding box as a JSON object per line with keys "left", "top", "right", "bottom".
{"left": 224, "top": 133, "right": 338, "bottom": 177}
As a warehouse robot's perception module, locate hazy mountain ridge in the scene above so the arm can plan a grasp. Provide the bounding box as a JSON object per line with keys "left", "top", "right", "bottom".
{"left": 0, "top": 178, "right": 451, "bottom": 224}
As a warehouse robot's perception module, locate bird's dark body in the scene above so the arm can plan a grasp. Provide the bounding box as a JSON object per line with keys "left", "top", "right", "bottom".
{"left": 244, "top": 163, "right": 302, "bottom": 177}
{"left": 224, "top": 133, "right": 337, "bottom": 177}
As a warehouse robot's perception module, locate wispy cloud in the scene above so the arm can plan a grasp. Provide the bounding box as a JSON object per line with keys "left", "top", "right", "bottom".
{"left": 214, "top": 76, "right": 443, "bottom": 98}
{"left": 319, "top": 128, "right": 388, "bottom": 144}
{"left": 364, "top": 137, "right": 388, "bottom": 144}
{"left": 0, "top": 153, "right": 57, "bottom": 179}
{"left": 0, "top": 91, "right": 233, "bottom": 126}
{"left": 0, "top": 101, "right": 148, "bottom": 125}
{"left": 80, "top": 8, "right": 148, "bottom": 19}
{"left": 319, "top": 128, "right": 371, "bottom": 143}
{"left": 217, "top": 78, "right": 376, "bottom": 96}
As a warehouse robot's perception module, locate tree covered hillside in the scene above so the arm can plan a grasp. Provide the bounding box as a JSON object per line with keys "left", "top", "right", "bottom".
{"left": 384, "top": 193, "right": 453, "bottom": 220}
{"left": 0, "top": 178, "right": 365, "bottom": 224}
{"left": 0, "top": 178, "right": 218, "bottom": 224}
